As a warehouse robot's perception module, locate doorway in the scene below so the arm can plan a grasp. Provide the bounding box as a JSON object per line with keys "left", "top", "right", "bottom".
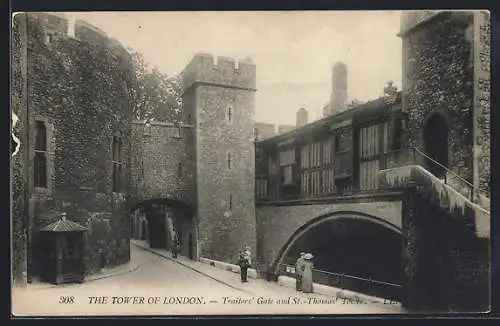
{"left": 423, "top": 113, "right": 449, "bottom": 179}
{"left": 188, "top": 233, "right": 193, "bottom": 259}
{"left": 141, "top": 220, "right": 147, "bottom": 240}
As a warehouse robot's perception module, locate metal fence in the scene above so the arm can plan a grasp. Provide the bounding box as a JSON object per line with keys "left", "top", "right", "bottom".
{"left": 277, "top": 263, "right": 402, "bottom": 302}
{"left": 411, "top": 147, "right": 489, "bottom": 204}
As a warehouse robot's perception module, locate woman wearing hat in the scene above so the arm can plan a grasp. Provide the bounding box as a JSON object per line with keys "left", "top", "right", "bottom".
{"left": 301, "top": 253, "right": 314, "bottom": 293}
{"left": 295, "top": 252, "right": 306, "bottom": 291}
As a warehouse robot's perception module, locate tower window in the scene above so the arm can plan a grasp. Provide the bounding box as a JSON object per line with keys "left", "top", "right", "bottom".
{"left": 227, "top": 152, "right": 232, "bottom": 169}
{"left": 44, "top": 32, "right": 54, "bottom": 45}
{"left": 229, "top": 193, "right": 232, "bottom": 210}
{"left": 227, "top": 107, "right": 232, "bottom": 123}
{"left": 112, "top": 136, "right": 123, "bottom": 192}
{"left": 174, "top": 123, "right": 181, "bottom": 138}
{"left": 177, "top": 163, "right": 183, "bottom": 178}
{"left": 34, "top": 121, "right": 47, "bottom": 188}
{"left": 187, "top": 114, "right": 192, "bottom": 124}
{"left": 144, "top": 122, "right": 151, "bottom": 136}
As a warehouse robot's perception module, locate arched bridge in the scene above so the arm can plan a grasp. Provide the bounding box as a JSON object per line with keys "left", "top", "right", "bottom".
{"left": 255, "top": 190, "right": 404, "bottom": 273}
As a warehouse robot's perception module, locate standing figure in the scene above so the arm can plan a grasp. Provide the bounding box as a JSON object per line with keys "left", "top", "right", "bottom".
{"left": 295, "top": 252, "right": 306, "bottom": 291}
{"left": 238, "top": 246, "right": 251, "bottom": 283}
{"left": 171, "top": 232, "right": 179, "bottom": 258}
{"left": 301, "top": 253, "right": 314, "bottom": 293}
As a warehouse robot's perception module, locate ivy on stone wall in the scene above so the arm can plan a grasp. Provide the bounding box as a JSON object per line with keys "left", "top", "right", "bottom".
{"left": 405, "top": 14, "right": 474, "bottom": 183}
{"left": 12, "top": 14, "right": 134, "bottom": 276}
{"left": 24, "top": 14, "right": 135, "bottom": 193}
{"left": 11, "top": 14, "right": 27, "bottom": 284}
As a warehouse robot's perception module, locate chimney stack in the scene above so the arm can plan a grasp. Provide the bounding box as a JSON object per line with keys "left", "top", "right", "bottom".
{"left": 296, "top": 108, "right": 308, "bottom": 127}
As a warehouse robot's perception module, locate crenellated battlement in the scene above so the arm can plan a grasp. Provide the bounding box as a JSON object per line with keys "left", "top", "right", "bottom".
{"left": 28, "top": 13, "right": 131, "bottom": 65}
{"left": 31, "top": 13, "right": 118, "bottom": 47}
{"left": 181, "top": 53, "right": 256, "bottom": 94}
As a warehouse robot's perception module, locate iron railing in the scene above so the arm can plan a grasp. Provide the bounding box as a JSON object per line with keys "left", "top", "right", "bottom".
{"left": 411, "top": 147, "right": 489, "bottom": 204}
{"left": 278, "top": 263, "right": 402, "bottom": 302}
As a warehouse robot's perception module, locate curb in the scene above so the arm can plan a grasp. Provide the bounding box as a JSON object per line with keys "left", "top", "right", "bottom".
{"left": 86, "top": 262, "right": 140, "bottom": 282}
{"left": 23, "top": 261, "right": 139, "bottom": 290}
{"left": 277, "top": 275, "right": 402, "bottom": 306}
{"left": 199, "top": 257, "right": 258, "bottom": 279}
{"left": 132, "top": 242, "right": 403, "bottom": 312}
{"left": 132, "top": 242, "right": 253, "bottom": 294}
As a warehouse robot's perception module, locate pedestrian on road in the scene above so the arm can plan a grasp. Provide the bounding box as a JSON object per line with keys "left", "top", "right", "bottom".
{"left": 295, "top": 252, "right": 306, "bottom": 291}
{"left": 243, "top": 246, "right": 252, "bottom": 266}
{"left": 301, "top": 253, "right": 314, "bottom": 293}
{"left": 171, "top": 233, "right": 180, "bottom": 258}
{"left": 238, "top": 246, "right": 251, "bottom": 283}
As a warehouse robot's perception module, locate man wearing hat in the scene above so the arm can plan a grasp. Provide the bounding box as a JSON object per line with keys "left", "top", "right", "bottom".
{"left": 301, "top": 253, "right": 314, "bottom": 293}
{"left": 295, "top": 252, "right": 306, "bottom": 291}
{"left": 238, "top": 245, "right": 252, "bottom": 283}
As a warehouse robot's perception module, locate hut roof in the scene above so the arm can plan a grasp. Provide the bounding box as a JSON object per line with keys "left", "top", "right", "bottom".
{"left": 40, "top": 214, "right": 88, "bottom": 232}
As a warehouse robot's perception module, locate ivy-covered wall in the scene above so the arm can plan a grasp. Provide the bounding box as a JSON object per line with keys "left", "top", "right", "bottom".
{"left": 473, "top": 12, "right": 491, "bottom": 196}
{"left": 403, "top": 12, "right": 474, "bottom": 183}
{"left": 401, "top": 185, "right": 489, "bottom": 312}
{"left": 381, "top": 166, "right": 490, "bottom": 312}
{"left": 12, "top": 14, "right": 28, "bottom": 286}
{"left": 12, "top": 13, "right": 135, "bottom": 282}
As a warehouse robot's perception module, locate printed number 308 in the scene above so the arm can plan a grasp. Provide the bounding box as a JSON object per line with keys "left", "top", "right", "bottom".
{"left": 59, "top": 296, "right": 75, "bottom": 304}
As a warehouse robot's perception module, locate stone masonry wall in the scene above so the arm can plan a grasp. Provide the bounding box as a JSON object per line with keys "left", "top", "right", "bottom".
{"left": 182, "top": 53, "right": 257, "bottom": 263}
{"left": 381, "top": 165, "right": 490, "bottom": 312}
{"left": 130, "top": 122, "right": 196, "bottom": 206}
{"left": 19, "top": 13, "right": 134, "bottom": 278}
{"left": 11, "top": 14, "right": 28, "bottom": 285}
{"left": 473, "top": 12, "right": 490, "bottom": 195}
{"left": 403, "top": 12, "right": 474, "bottom": 183}
{"left": 401, "top": 185, "right": 489, "bottom": 312}
{"left": 195, "top": 84, "right": 257, "bottom": 262}
{"left": 181, "top": 53, "right": 256, "bottom": 91}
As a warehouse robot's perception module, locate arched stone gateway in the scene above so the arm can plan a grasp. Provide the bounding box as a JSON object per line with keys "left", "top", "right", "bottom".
{"left": 131, "top": 198, "right": 196, "bottom": 259}
{"left": 272, "top": 211, "right": 403, "bottom": 299}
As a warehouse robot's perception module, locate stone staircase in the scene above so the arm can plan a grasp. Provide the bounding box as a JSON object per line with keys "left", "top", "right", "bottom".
{"left": 380, "top": 165, "right": 490, "bottom": 312}
{"left": 380, "top": 165, "right": 490, "bottom": 239}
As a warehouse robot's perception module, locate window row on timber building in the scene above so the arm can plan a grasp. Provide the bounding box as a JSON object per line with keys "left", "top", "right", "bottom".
{"left": 255, "top": 93, "right": 404, "bottom": 200}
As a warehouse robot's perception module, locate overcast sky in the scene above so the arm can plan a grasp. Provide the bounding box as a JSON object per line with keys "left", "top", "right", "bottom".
{"left": 66, "top": 11, "right": 402, "bottom": 127}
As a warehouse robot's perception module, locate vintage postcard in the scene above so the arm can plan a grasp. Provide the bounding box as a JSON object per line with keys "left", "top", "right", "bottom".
{"left": 11, "top": 10, "right": 491, "bottom": 317}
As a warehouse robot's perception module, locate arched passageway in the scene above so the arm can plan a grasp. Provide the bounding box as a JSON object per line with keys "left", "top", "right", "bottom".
{"left": 131, "top": 199, "right": 196, "bottom": 259}
{"left": 276, "top": 213, "right": 402, "bottom": 300}
{"left": 423, "top": 113, "right": 449, "bottom": 179}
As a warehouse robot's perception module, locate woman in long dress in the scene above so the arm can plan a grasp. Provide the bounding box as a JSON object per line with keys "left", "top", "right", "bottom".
{"left": 301, "top": 253, "right": 314, "bottom": 293}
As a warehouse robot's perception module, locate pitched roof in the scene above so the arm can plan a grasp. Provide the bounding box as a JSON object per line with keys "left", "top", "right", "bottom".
{"left": 40, "top": 215, "right": 88, "bottom": 232}
{"left": 257, "top": 91, "right": 402, "bottom": 145}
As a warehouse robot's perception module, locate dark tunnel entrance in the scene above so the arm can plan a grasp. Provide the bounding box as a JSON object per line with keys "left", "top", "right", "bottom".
{"left": 279, "top": 216, "right": 403, "bottom": 301}
{"left": 131, "top": 199, "right": 196, "bottom": 259}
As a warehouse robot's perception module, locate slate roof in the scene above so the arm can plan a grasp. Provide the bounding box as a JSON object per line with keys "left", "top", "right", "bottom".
{"left": 40, "top": 215, "right": 88, "bottom": 232}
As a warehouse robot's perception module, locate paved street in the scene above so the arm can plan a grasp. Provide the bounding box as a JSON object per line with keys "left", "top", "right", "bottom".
{"left": 12, "top": 244, "right": 404, "bottom": 316}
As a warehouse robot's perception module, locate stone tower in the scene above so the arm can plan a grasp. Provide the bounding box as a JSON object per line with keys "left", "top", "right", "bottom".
{"left": 400, "top": 11, "right": 490, "bottom": 197}
{"left": 329, "top": 61, "right": 348, "bottom": 115}
{"left": 181, "top": 53, "right": 257, "bottom": 262}
{"left": 296, "top": 108, "right": 308, "bottom": 127}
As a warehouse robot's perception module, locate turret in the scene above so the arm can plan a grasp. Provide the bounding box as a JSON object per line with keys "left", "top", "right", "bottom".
{"left": 296, "top": 108, "right": 308, "bottom": 127}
